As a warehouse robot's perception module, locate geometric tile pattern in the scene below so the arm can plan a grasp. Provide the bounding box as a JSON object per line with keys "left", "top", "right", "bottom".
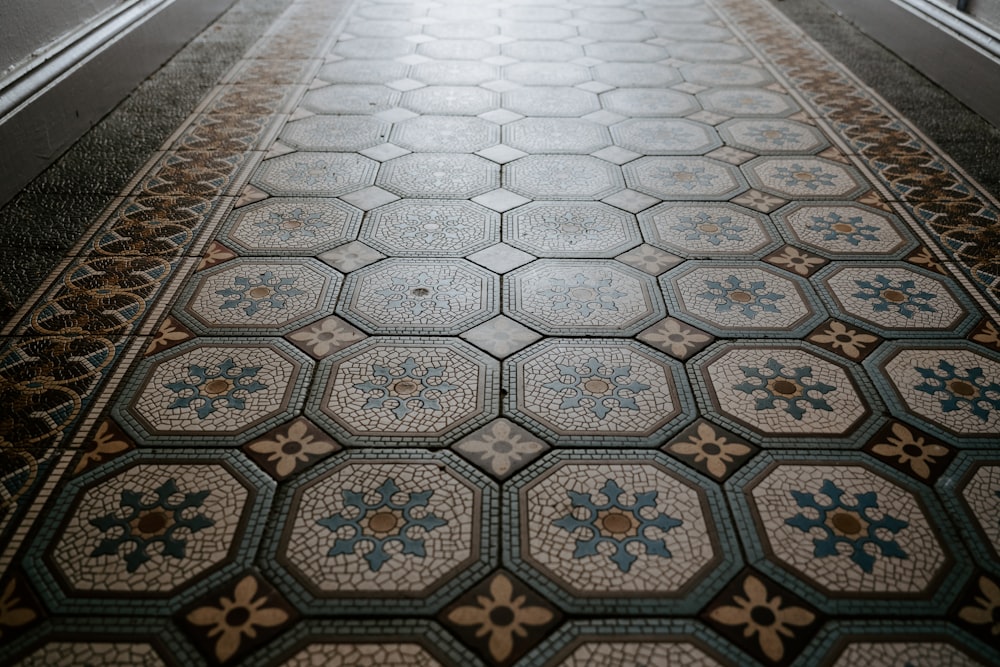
{"left": 503, "top": 201, "right": 641, "bottom": 258}
{"left": 638, "top": 202, "right": 781, "bottom": 259}
{"left": 771, "top": 202, "right": 918, "bottom": 259}
{"left": 220, "top": 197, "right": 362, "bottom": 255}
{"left": 360, "top": 199, "right": 499, "bottom": 256}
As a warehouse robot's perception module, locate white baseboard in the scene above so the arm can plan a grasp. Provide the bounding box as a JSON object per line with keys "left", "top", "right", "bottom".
{"left": 0, "top": 0, "right": 236, "bottom": 206}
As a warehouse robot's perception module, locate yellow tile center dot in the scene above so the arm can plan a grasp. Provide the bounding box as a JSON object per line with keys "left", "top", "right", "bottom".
{"left": 390, "top": 379, "right": 421, "bottom": 397}
{"left": 768, "top": 378, "right": 802, "bottom": 398}
{"left": 584, "top": 379, "right": 611, "bottom": 395}
{"left": 569, "top": 287, "right": 597, "bottom": 301}
{"left": 130, "top": 509, "right": 173, "bottom": 539}
{"left": 794, "top": 171, "right": 815, "bottom": 181}
{"left": 280, "top": 219, "right": 304, "bottom": 230}
{"left": 948, "top": 379, "right": 977, "bottom": 398}
{"left": 881, "top": 289, "right": 906, "bottom": 303}
{"left": 728, "top": 290, "right": 753, "bottom": 303}
{"left": 249, "top": 286, "right": 273, "bottom": 299}
{"left": 597, "top": 509, "right": 639, "bottom": 539}
{"left": 697, "top": 223, "right": 721, "bottom": 234}
{"left": 203, "top": 378, "right": 234, "bottom": 396}
{"left": 831, "top": 222, "right": 855, "bottom": 233}
{"left": 825, "top": 509, "right": 868, "bottom": 538}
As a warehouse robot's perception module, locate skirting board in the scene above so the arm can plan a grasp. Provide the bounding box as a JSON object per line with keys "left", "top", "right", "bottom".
{"left": 818, "top": 0, "right": 1000, "bottom": 128}
{"left": 0, "top": 0, "right": 237, "bottom": 207}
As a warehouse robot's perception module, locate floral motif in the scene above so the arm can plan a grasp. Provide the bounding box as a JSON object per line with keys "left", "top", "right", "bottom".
{"left": 908, "top": 247, "right": 945, "bottom": 274}
{"left": 455, "top": 420, "right": 545, "bottom": 476}
{"left": 254, "top": 207, "right": 327, "bottom": 241}
{"left": 669, "top": 422, "right": 752, "bottom": 478}
{"left": 767, "top": 246, "right": 825, "bottom": 275}
{"left": 805, "top": 211, "right": 880, "bottom": 246}
{"left": 445, "top": 573, "right": 555, "bottom": 663}
{"left": 973, "top": 321, "right": 1000, "bottom": 350}
{"left": 869, "top": 422, "right": 950, "bottom": 480}
{"left": 0, "top": 579, "right": 37, "bottom": 640}
{"left": 537, "top": 273, "right": 626, "bottom": 318}
{"left": 74, "top": 420, "right": 132, "bottom": 475}
{"left": 353, "top": 357, "right": 458, "bottom": 420}
{"left": 397, "top": 209, "right": 466, "bottom": 244}
{"left": 375, "top": 272, "right": 461, "bottom": 316}
{"left": 698, "top": 274, "right": 785, "bottom": 320}
{"left": 317, "top": 478, "right": 447, "bottom": 571}
{"left": 708, "top": 574, "right": 816, "bottom": 662}
{"left": 851, "top": 274, "right": 937, "bottom": 319}
{"left": 785, "top": 479, "right": 908, "bottom": 573}
{"left": 283, "top": 159, "right": 334, "bottom": 187}
{"left": 246, "top": 419, "right": 337, "bottom": 478}
{"left": 553, "top": 478, "right": 683, "bottom": 573}
{"left": 287, "top": 316, "right": 365, "bottom": 357}
{"left": 164, "top": 359, "right": 267, "bottom": 419}
{"left": 959, "top": 576, "right": 1000, "bottom": 636}
{"left": 732, "top": 189, "right": 786, "bottom": 213}
{"left": 89, "top": 478, "right": 214, "bottom": 572}
{"left": 914, "top": 359, "right": 1000, "bottom": 422}
{"left": 543, "top": 357, "right": 650, "bottom": 419}
{"left": 186, "top": 575, "right": 290, "bottom": 663}
{"left": 146, "top": 316, "right": 193, "bottom": 355}
{"left": 809, "top": 320, "right": 878, "bottom": 359}
{"left": 216, "top": 271, "right": 304, "bottom": 316}
{"left": 673, "top": 211, "right": 747, "bottom": 246}
{"left": 638, "top": 317, "right": 712, "bottom": 359}
{"left": 734, "top": 358, "right": 836, "bottom": 420}
{"left": 771, "top": 163, "right": 837, "bottom": 190}
{"left": 198, "top": 241, "right": 238, "bottom": 271}
{"left": 652, "top": 162, "right": 719, "bottom": 190}
{"left": 746, "top": 125, "right": 803, "bottom": 147}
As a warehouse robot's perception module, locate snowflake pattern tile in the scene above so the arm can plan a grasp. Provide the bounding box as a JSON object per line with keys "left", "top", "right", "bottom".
{"left": 253, "top": 152, "right": 377, "bottom": 197}
{"left": 376, "top": 153, "right": 499, "bottom": 199}
{"left": 773, "top": 202, "right": 915, "bottom": 258}
{"left": 390, "top": 115, "right": 500, "bottom": 153}
{"left": 401, "top": 86, "right": 500, "bottom": 115}
{"left": 593, "top": 63, "right": 682, "bottom": 88}
{"left": 697, "top": 87, "right": 799, "bottom": 117}
{"left": 15, "top": 642, "right": 168, "bottom": 667}
{"left": 662, "top": 262, "right": 822, "bottom": 337}
{"left": 718, "top": 119, "right": 828, "bottom": 154}
{"left": 177, "top": 258, "right": 341, "bottom": 335}
{"left": 502, "top": 87, "right": 600, "bottom": 117}
{"left": 504, "top": 259, "right": 665, "bottom": 336}
{"left": 280, "top": 116, "right": 391, "bottom": 152}
{"left": 504, "top": 201, "right": 641, "bottom": 258}
{"left": 221, "top": 198, "right": 362, "bottom": 255}
{"left": 669, "top": 41, "right": 752, "bottom": 63}
{"left": 623, "top": 156, "right": 747, "bottom": 200}
{"left": 504, "top": 118, "right": 611, "bottom": 155}
{"left": 309, "top": 338, "right": 497, "bottom": 446}
{"left": 638, "top": 202, "right": 779, "bottom": 258}
{"left": 600, "top": 88, "right": 700, "bottom": 118}
{"left": 505, "top": 339, "right": 694, "bottom": 445}
{"left": 360, "top": 199, "right": 499, "bottom": 256}
{"left": 611, "top": 119, "right": 722, "bottom": 155}
{"left": 336, "top": 258, "right": 498, "bottom": 335}
{"left": 956, "top": 463, "right": 1000, "bottom": 562}
{"left": 680, "top": 63, "right": 773, "bottom": 87}
{"left": 505, "top": 155, "right": 626, "bottom": 201}
{"left": 743, "top": 157, "right": 868, "bottom": 199}
{"left": 301, "top": 84, "right": 401, "bottom": 114}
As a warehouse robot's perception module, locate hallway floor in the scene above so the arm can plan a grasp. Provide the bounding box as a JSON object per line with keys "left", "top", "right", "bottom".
{"left": 2, "top": 0, "right": 1000, "bottom": 664}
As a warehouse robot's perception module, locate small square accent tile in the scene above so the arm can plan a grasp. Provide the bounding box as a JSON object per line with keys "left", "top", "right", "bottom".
{"left": 863, "top": 420, "right": 955, "bottom": 484}
{"left": 806, "top": 319, "right": 881, "bottom": 361}
{"left": 591, "top": 146, "right": 641, "bottom": 166}
{"left": 339, "top": 185, "right": 399, "bottom": 210}
{"left": 146, "top": 315, "right": 195, "bottom": 356}
{"left": 386, "top": 78, "right": 426, "bottom": 92}
{"left": 359, "top": 143, "right": 411, "bottom": 162}
{"left": 953, "top": 573, "right": 1000, "bottom": 645}
{"left": 970, "top": 318, "right": 1000, "bottom": 351}
{"left": 686, "top": 109, "right": 730, "bottom": 125}
{"left": 396, "top": 54, "right": 432, "bottom": 65}
{"left": 763, "top": 245, "right": 828, "bottom": 277}
{"left": 73, "top": 419, "right": 135, "bottom": 476}
{"left": 288, "top": 108, "right": 315, "bottom": 122}
{"left": 468, "top": 243, "right": 535, "bottom": 273}
{"left": 856, "top": 189, "right": 892, "bottom": 211}
{"left": 235, "top": 184, "right": 270, "bottom": 208}
{"left": 198, "top": 241, "right": 238, "bottom": 271}
{"left": 637, "top": 317, "right": 713, "bottom": 361}
{"left": 479, "top": 109, "right": 524, "bottom": 125}
{"left": 817, "top": 146, "right": 851, "bottom": 164}
{"left": 706, "top": 146, "right": 756, "bottom": 165}
{"left": 673, "top": 82, "right": 708, "bottom": 94}
{"left": 306, "top": 78, "right": 331, "bottom": 90}
{"left": 576, "top": 81, "right": 614, "bottom": 93}
{"left": 731, "top": 188, "right": 787, "bottom": 213}
{"left": 460, "top": 315, "right": 542, "bottom": 358}
{"left": 472, "top": 188, "right": 530, "bottom": 212}
{"left": 452, "top": 418, "right": 549, "bottom": 479}
{"left": 286, "top": 315, "right": 367, "bottom": 359}
{"left": 481, "top": 80, "right": 521, "bottom": 93}
{"left": 582, "top": 110, "right": 627, "bottom": 126}
{"left": 615, "top": 244, "right": 682, "bottom": 275}
{"left": 243, "top": 417, "right": 341, "bottom": 480}
{"left": 375, "top": 107, "right": 419, "bottom": 123}
{"left": 665, "top": 419, "right": 757, "bottom": 481}
{"left": 907, "top": 246, "right": 948, "bottom": 275}
{"left": 0, "top": 572, "right": 43, "bottom": 644}
{"left": 602, "top": 189, "right": 660, "bottom": 213}
{"left": 319, "top": 240, "right": 386, "bottom": 272}
{"left": 477, "top": 145, "right": 528, "bottom": 164}
{"left": 264, "top": 141, "right": 296, "bottom": 159}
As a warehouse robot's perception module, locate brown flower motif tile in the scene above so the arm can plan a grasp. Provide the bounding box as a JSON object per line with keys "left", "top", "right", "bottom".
{"left": 863, "top": 421, "right": 955, "bottom": 483}
{"left": 906, "top": 246, "right": 948, "bottom": 275}
{"left": 806, "top": 319, "right": 881, "bottom": 361}
{"left": 452, "top": 418, "right": 548, "bottom": 480}
{"left": 763, "top": 245, "right": 827, "bottom": 277}
{"left": 180, "top": 572, "right": 297, "bottom": 665}
{"left": 235, "top": 184, "right": 270, "bottom": 208}
{"left": 817, "top": 146, "right": 851, "bottom": 164}
{"left": 730, "top": 188, "right": 786, "bottom": 213}
{"left": 637, "top": 317, "right": 714, "bottom": 361}
{"left": 703, "top": 571, "right": 821, "bottom": 666}
{"left": 970, "top": 319, "right": 1000, "bottom": 352}
{"left": 145, "top": 315, "right": 195, "bottom": 356}
{"left": 955, "top": 573, "right": 1000, "bottom": 641}
{"left": 0, "top": 574, "right": 42, "bottom": 644}
{"left": 665, "top": 420, "right": 757, "bottom": 481}
{"left": 243, "top": 417, "right": 339, "bottom": 480}
{"left": 855, "top": 189, "right": 893, "bottom": 211}
{"left": 198, "top": 241, "right": 239, "bottom": 271}
{"left": 440, "top": 570, "right": 561, "bottom": 666}
{"left": 73, "top": 419, "right": 135, "bottom": 476}
{"left": 285, "top": 315, "right": 366, "bottom": 359}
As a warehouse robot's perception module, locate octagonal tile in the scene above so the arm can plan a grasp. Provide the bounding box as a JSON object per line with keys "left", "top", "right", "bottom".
{"left": 279, "top": 116, "right": 391, "bottom": 152}
{"left": 504, "top": 451, "right": 742, "bottom": 613}
{"left": 661, "top": 261, "right": 826, "bottom": 337}
{"left": 505, "top": 259, "right": 665, "bottom": 336}
{"left": 252, "top": 152, "right": 377, "bottom": 197}
{"left": 690, "top": 341, "right": 880, "bottom": 445}
{"left": 624, "top": 156, "right": 747, "bottom": 200}
{"left": 742, "top": 157, "right": 869, "bottom": 199}
{"left": 504, "top": 118, "right": 611, "bottom": 154}
{"left": 264, "top": 450, "right": 496, "bottom": 613}
{"left": 600, "top": 88, "right": 700, "bottom": 118}
{"left": 302, "top": 84, "right": 401, "bottom": 114}
{"left": 502, "top": 87, "right": 601, "bottom": 117}
{"left": 505, "top": 155, "right": 625, "bottom": 200}
{"left": 376, "top": 153, "right": 499, "bottom": 198}
{"left": 317, "top": 59, "right": 408, "bottom": 84}
{"left": 401, "top": 86, "right": 500, "bottom": 115}
{"left": 803, "top": 624, "right": 997, "bottom": 667}
{"left": 336, "top": 258, "right": 498, "bottom": 335}
{"left": 505, "top": 62, "right": 591, "bottom": 86}
{"left": 360, "top": 199, "right": 499, "bottom": 256}
{"left": 504, "top": 338, "right": 696, "bottom": 446}
{"left": 504, "top": 201, "right": 641, "bottom": 257}
{"left": 697, "top": 87, "right": 800, "bottom": 117}
{"left": 865, "top": 342, "right": 1000, "bottom": 445}
{"left": 771, "top": 201, "right": 918, "bottom": 259}
{"left": 332, "top": 37, "right": 414, "bottom": 60}
{"left": 409, "top": 60, "right": 499, "bottom": 86}
{"left": 638, "top": 202, "right": 780, "bottom": 259}
{"left": 668, "top": 41, "right": 752, "bottom": 63}
{"left": 611, "top": 119, "right": 722, "bottom": 155}
{"left": 655, "top": 22, "right": 734, "bottom": 41}
{"left": 175, "top": 258, "right": 342, "bottom": 335}
{"left": 585, "top": 42, "right": 668, "bottom": 62}
{"left": 680, "top": 63, "right": 773, "bottom": 87}
{"left": 815, "top": 263, "right": 977, "bottom": 338}
{"left": 939, "top": 452, "right": 1000, "bottom": 570}
{"left": 719, "top": 119, "right": 829, "bottom": 155}
{"left": 307, "top": 337, "right": 498, "bottom": 446}
{"left": 389, "top": 116, "right": 499, "bottom": 153}
{"left": 593, "top": 63, "right": 682, "bottom": 88}
{"left": 418, "top": 38, "right": 499, "bottom": 61}
{"left": 114, "top": 338, "right": 312, "bottom": 445}
{"left": 503, "top": 41, "right": 583, "bottom": 62}
{"left": 219, "top": 197, "right": 362, "bottom": 255}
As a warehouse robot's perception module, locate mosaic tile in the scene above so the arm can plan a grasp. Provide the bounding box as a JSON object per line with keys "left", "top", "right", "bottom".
{"left": 578, "top": 23, "right": 657, "bottom": 42}
{"left": 318, "top": 240, "right": 385, "bottom": 273}
{"left": 452, "top": 418, "right": 549, "bottom": 480}
{"left": 939, "top": 451, "right": 1000, "bottom": 571}
{"left": 637, "top": 317, "right": 715, "bottom": 362}
{"left": 376, "top": 153, "right": 499, "bottom": 199}
{"left": 771, "top": 201, "right": 918, "bottom": 260}
{"left": 505, "top": 155, "right": 625, "bottom": 201}
{"left": 467, "top": 242, "right": 536, "bottom": 273}
{"left": 970, "top": 318, "right": 1000, "bottom": 352}
{"left": 690, "top": 341, "right": 881, "bottom": 445}
{"left": 612, "top": 119, "right": 722, "bottom": 156}
{"left": 12, "top": 640, "right": 173, "bottom": 666}
{"left": 742, "top": 156, "right": 869, "bottom": 200}
{"left": 423, "top": 22, "right": 499, "bottom": 40}
{"left": 263, "top": 450, "right": 497, "bottom": 612}
{"left": 504, "top": 63, "right": 591, "bottom": 86}
{"left": 502, "top": 87, "right": 601, "bottom": 118}
{"left": 409, "top": 60, "right": 498, "bottom": 86}
{"left": 593, "top": 63, "right": 683, "bottom": 88}
{"left": 0, "top": 573, "right": 43, "bottom": 645}
{"left": 863, "top": 420, "right": 955, "bottom": 484}
{"left": 669, "top": 41, "right": 752, "bottom": 63}
{"left": 390, "top": 115, "right": 500, "bottom": 154}
{"left": 503, "top": 201, "right": 639, "bottom": 259}
{"left": 402, "top": 85, "right": 500, "bottom": 115}
{"left": 502, "top": 22, "right": 578, "bottom": 41}
{"left": 336, "top": 258, "right": 498, "bottom": 335}
{"left": 285, "top": 314, "right": 366, "bottom": 360}
{"left": 219, "top": 197, "right": 361, "bottom": 256}
{"left": 459, "top": 315, "right": 542, "bottom": 359}
{"left": 954, "top": 573, "right": 1000, "bottom": 647}
{"left": 681, "top": 63, "right": 773, "bottom": 87}
{"left": 504, "top": 118, "right": 611, "bottom": 155}
{"left": 866, "top": 341, "right": 1000, "bottom": 445}
{"left": 730, "top": 187, "right": 787, "bottom": 213}
{"left": 359, "top": 199, "right": 499, "bottom": 257}
{"left": 418, "top": 39, "right": 499, "bottom": 61}
{"left": 301, "top": 84, "right": 401, "bottom": 115}
{"left": 624, "top": 156, "right": 748, "bottom": 200}
{"left": 279, "top": 116, "right": 390, "bottom": 152}
{"left": 655, "top": 22, "right": 734, "bottom": 41}
{"left": 665, "top": 419, "right": 758, "bottom": 482}
{"left": 799, "top": 621, "right": 999, "bottom": 666}
{"left": 307, "top": 337, "right": 498, "bottom": 447}
{"left": 175, "top": 258, "right": 342, "bottom": 336}
{"left": 504, "top": 338, "right": 696, "bottom": 446}
{"left": 586, "top": 41, "right": 668, "bottom": 63}
{"left": 614, "top": 243, "right": 684, "bottom": 275}
{"left": 717, "top": 118, "right": 828, "bottom": 156}
{"left": 252, "top": 152, "right": 377, "bottom": 197}
{"left": 815, "top": 262, "right": 978, "bottom": 338}
{"left": 503, "top": 41, "right": 584, "bottom": 62}
{"left": 333, "top": 37, "right": 414, "bottom": 60}
{"left": 763, "top": 244, "right": 829, "bottom": 277}
{"left": 243, "top": 417, "right": 340, "bottom": 480}
{"left": 638, "top": 201, "right": 780, "bottom": 259}
{"left": 806, "top": 318, "right": 882, "bottom": 362}
{"left": 600, "top": 88, "right": 700, "bottom": 118}
{"left": 661, "top": 261, "right": 826, "bottom": 338}
{"left": 504, "top": 259, "right": 666, "bottom": 337}
{"left": 505, "top": 450, "right": 742, "bottom": 613}
{"left": 114, "top": 338, "right": 312, "bottom": 445}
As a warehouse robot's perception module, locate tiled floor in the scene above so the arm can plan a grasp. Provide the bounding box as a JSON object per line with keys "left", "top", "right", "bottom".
{"left": 2, "top": 0, "right": 1000, "bottom": 664}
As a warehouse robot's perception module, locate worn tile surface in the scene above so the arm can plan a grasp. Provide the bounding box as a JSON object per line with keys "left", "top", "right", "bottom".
{"left": 3, "top": 0, "right": 1000, "bottom": 664}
